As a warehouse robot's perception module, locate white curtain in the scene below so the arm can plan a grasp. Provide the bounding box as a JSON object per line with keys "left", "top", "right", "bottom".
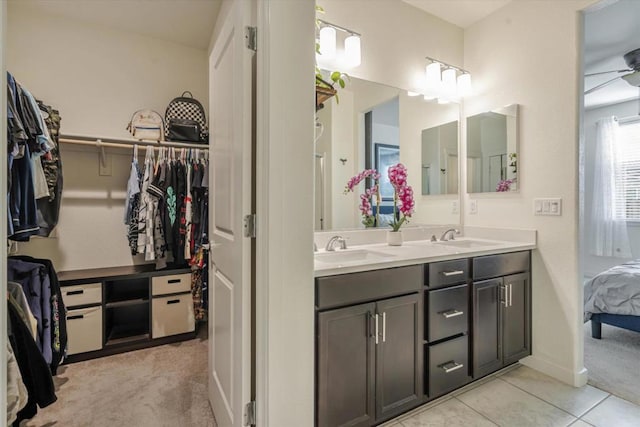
{"left": 590, "top": 117, "right": 632, "bottom": 258}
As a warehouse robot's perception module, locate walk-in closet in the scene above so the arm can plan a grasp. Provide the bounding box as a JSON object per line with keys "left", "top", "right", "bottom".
{"left": 4, "top": 1, "right": 233, "bottom": 425}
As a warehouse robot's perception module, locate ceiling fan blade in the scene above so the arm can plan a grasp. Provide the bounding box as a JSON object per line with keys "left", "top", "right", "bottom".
{"left": 585, "top": 69, "right": 632, "bottom": 77}
{"left": 621, "top": 71, "right": 640, "bottom": 87}
{"left": 585, "top": 76, "right": 621, "bottom": 95}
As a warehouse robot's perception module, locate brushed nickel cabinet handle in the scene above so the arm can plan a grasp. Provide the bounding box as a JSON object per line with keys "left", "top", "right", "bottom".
{"left": 500, "top": 284, "right": 508, "bottom": 306}
{"left": 68, "top": 314, "right": 84, "bottom": 320}
{"left": 168, "top": 279, "right": 182, "bottom": 284}
{"left": 375, "top": 314, "right": 379, "bottom": 345}
{"left": 382, "top": 312, "right": 386, "bottom": 343}
{"left": 441, "top": 309, "right": 464, "bottom": 319}
{"left": 67, "top": 290, "right": 84, "bottom": 296}
{"left": 441, "top": 361, "right": 464, "bottom": 373}
{"left": 442, "top": 270, "right": 464, "bottom": 277}
{"left": 167, "top": 299, "right": 181, "bottom": 305}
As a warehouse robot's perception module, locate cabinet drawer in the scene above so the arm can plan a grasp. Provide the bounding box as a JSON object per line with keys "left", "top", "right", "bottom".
{"left": 428, "top": 259, "right": 469, "bottom": 288}
{"left": 66, "top": 306, "right": 103, "bottom": 355}
{"left": 428, "top": 284, "right": 468, "bottom": 342}
{"left": 473, "top": 251, "right": 530, "bottom": 280}
{"left": 152, "top": 294, "right": 195, "bottom": 338}
{"left": 428, "top": 335, "right": 471, "bottom": 397}
{"left": 151, "top": 273, "right": 191, "bottom": 296}
{"left": 62, "top": 282, "right": 102, "bottom": 307}
{"left": 316, "top": 265, "right": 423, "bottom": 310}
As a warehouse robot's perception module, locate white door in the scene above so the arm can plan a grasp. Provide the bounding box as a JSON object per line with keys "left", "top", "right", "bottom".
{"left": 208, "top": 1, "right": 255, "bottom": 426}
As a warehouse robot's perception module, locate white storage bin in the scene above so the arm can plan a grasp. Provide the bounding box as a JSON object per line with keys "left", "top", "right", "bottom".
{"left": 66, "top": 306, "right": 103, "bottom": 355}
{"left": 152, "top": 293, "right": 195, "bottom": 338}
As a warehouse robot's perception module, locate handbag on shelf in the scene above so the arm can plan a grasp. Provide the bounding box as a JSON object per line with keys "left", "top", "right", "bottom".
{"left": 126, "top": 109, "right": 164, "bottom": 141}
{"left": 165, "top": 91, "right": 209, "bottom": 143}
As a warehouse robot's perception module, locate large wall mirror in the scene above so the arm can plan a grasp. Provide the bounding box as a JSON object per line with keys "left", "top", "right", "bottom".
{"left": 466, "top": 104, "right": 519, "bottom": 193}
{"left": 314, "top": 75, "right": 460, "bottom": 230}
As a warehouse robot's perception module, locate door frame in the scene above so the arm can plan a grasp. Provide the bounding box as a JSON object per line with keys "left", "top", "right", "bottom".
{"left": 255, "top": 0, "right": 316, "bottom": 426}
{"left": 1, "top": 2, "right": 8, "bottom": 423}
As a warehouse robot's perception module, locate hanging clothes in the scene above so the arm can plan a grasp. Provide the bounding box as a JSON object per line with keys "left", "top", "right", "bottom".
{"left": 8, "top": 300, "right": 57, "bottom": 425}
{"left": 124, "top": 145, "right": 141, "bottom": 255}
{"left": 7, "top": 342, "right": 28, "bottom": 426}
{"left": 11, "top": 255, "right": 68, "bottom": 375}
{"left": 138, "top": 146, "right": 155, "bottom": 259}
{"left": 147, "top": 149, "right": 169, "bottom": 269}
{"left": 35, "top": 101, "right": 63, "bottom": 237}
{"left": 6, "top": 72, "right": 63, "bottom": 240}
{"left": 8, "top": 282, "right": 38, "bottom": 340}
{"left": 7, "top": 259, "right": 53, "bottom": 365}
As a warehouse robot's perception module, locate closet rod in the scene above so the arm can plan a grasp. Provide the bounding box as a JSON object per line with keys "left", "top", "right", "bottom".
{"left": 58, "top": 134, "right": 210, "bottom": 150}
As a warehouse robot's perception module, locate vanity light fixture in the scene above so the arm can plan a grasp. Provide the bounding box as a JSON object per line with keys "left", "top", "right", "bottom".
{"left": 418, "top": 57, "right": 473, "bottom": 103}
{"left": 317, "top": 19, "right": 362, "bottom": 69}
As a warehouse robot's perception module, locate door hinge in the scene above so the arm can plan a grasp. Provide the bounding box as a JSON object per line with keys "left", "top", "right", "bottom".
{"left": 244, "top": 214, "right": 257, "bottom": 238}
{"left": 245, "top": 26, "right": 257, "bottom": 52}
{"left": 244, "top": 400, "right": 256, "bottom": 426}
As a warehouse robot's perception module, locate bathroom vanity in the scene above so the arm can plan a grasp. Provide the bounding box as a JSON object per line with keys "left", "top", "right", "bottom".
{"left": 314, "top": 237, "right": 533, "bottom": 427}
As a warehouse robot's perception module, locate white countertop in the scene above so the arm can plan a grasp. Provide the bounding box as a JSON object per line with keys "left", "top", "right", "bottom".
{"left": 314, "top": 234, "right": 536, "bottom": 277}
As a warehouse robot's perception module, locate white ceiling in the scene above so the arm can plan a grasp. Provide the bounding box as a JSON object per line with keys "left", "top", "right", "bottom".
{"left": 584, "top": 0, "right": 640, "bottom": 109}
{"left": 11, "top": 0, "right": 222, "bottom": 50}
{"left": 402, "top": 0, "right": 511, "bottom": 28}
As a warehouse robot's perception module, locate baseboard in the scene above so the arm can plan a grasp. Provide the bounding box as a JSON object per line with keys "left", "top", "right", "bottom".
{"left": 520, "top": 355, "right": 588, "bottom": 387}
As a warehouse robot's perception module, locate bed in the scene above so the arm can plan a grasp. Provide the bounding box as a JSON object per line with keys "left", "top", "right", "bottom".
{"left": 584, "top": 260, "right": 640, "bottom": 338}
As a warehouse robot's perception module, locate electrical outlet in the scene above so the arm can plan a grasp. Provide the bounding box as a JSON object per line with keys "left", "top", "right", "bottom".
{"left": 534, "top": 198, "right": 562, "bottom": 216}
{"left": 452, "top": 200, "right": 459, "bottom": 214}
{"left": 469, "top": 199, "right": 478, "bottom": 214}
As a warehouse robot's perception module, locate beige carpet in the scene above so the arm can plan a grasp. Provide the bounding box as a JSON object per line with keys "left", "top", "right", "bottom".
{"left": 584, "top": 321, "right": 640, "bottom": 406}
{"left": 23, "top": 325, "right": 216, "bottom": 427}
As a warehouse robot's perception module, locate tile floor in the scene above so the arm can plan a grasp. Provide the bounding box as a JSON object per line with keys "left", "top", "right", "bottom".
{"left": 382, "top": 364, "right": 640, "bottom": 427}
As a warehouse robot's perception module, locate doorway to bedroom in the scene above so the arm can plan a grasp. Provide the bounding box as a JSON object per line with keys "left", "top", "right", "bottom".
{"left": 580, "top": 0, "right": 640, "bottom": 406}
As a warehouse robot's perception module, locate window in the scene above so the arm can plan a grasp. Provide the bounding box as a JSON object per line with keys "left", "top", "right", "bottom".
{"left": 615, "top": 120, "right": 640, "bottom": 221}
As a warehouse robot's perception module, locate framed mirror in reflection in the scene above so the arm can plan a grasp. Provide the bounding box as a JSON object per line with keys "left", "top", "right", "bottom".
{"left": 421, "top": 120, "right": 459, "bottom": 195}
{"left": 466, "top": 104, "right": 519, "bottom": 193}
{"left": 314, "top": 74, "right": 460, "bottom": 231}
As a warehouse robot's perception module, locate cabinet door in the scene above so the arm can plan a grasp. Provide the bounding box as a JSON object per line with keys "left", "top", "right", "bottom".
{"left": 317, "top": 302, "right": 376, "bottom": 427}
{"left": 472, "top": 279, "right": 503, "bottom": 378}
{"left": 503, "top": 272, "right": 531, "bottom": 365}
{"left": 375, "top": 293, "right": 423, "bottom": 421}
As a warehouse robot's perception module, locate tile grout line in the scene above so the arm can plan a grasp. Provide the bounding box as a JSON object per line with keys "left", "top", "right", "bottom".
{"left": 453, "top": 395, "right": 501, "bottom": 426}
{"left": 495, "top": 376, "right": 593, "bottom": 420}
{"left": 578, "top": 394, "right": 612, "bottom": 423}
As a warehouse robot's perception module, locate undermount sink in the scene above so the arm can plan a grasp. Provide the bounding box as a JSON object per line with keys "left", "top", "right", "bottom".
{"left": 315, "top": 249, "right": 394, "bottom": 264}
{"left": 435, "top": 239, "right": 501, "bottom": 248}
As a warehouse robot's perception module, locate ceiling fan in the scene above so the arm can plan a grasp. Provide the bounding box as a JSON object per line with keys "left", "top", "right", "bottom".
{"left": 585, "top": 48, "right": 640, "bottom": 95}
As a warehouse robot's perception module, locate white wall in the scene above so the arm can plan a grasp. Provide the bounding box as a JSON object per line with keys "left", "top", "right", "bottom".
{"left": 583, "top": 99, "right": 640, "bottom": 277}
{"left": 463, "top": 0, "right": 596, "bottom": 386}
{"left": 7, "top": 4, "right": 208, "bottom": 271}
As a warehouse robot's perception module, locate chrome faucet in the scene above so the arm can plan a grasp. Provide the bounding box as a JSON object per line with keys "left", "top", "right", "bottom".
{"left": 440, "top": 228, "right": 460, "bottom": 241}
{"left": 325, "top": 236, "right": 347, "bottom": 251}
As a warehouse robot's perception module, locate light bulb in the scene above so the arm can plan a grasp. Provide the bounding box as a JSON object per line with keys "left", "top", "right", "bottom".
{"left": 457, "top": 73, "right": 472, "bottom": 97}
{"left": 319, "top": 26, "right": 336, "bottom": 60}
{"left": 344, "top": 35, "right": 361, "bottom": 68}
{"left": 442, "top": 68, "right": 457, "bottom": 99}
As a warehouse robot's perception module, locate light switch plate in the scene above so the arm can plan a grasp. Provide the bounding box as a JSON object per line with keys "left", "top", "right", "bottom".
{"left": 534, "top": 198, "right": 562, "bottom": 216}
{"left": 469, "top": 199, "right": 478, "bottom": 214}
{"left": 452, "top": 200, "right": 459, "bottom": 214}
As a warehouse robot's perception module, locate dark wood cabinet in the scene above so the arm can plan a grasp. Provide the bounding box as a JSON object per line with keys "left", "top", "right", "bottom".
{"left": 317, "top": 303, "right": 376, "bottom": 427}
{"left": 375, "top": 294, "right": 423, "bottom": 421}
{"left": 316, "top": 294, "right": 422, "bottom": 427}
{"left": 503, "top": 273, "right": 531, "bottom": 365}
{"left": 472, "top": 278, "right": 503, "bottom": 378}
{"left": 472, "top": 253, "right": 531, "bottom": 379}
{"left": 315, "top": 250, "right": 531, "bottom": 426}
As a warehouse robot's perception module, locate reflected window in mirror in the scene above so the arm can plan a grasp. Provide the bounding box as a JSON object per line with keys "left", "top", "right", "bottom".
{"left": 421, "top": 120, "right": 459, "bottom": 195}
{"left": 466, "top": 104, "right": 519, "bottom": 193}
